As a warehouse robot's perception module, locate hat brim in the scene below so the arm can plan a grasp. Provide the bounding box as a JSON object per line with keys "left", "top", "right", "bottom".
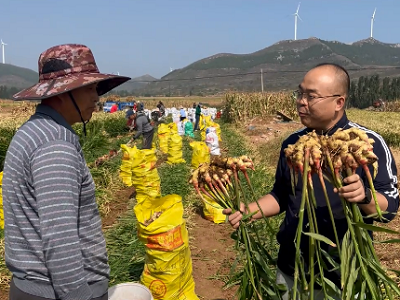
{"left": 12, "top": 73, "right": 131, "bottom": 101}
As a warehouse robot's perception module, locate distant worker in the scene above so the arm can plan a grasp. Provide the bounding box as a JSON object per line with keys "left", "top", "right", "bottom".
{"left": 110, "top": 103, "right": 118, "bottom": 113}
{"left": 180, "top": 106, "right": 186, "bottom": 121}
{"left": 157, "top": 101, "right": 166, "bottom": 117}
{"left": 194, "top": 103, "right": 201, "bottom": 131}
{"left": 126, "top": 113, "right": 135, "bottom": 131}
{"left": 137, "top": 101, "right": 144, "bottom": 111}
{"left": 125, "top": 105, "right": 134, "bottom": 119}
{"left": 132, "top": 110, "right": 154, "bottom": 149}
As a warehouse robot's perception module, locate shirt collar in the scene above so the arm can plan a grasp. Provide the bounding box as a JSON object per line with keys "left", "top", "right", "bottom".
{"left": 33, "top": 104, "right": 76, "bottom": 134}
{"left": 305, "top": 112, "right": 349, "bottom": 136}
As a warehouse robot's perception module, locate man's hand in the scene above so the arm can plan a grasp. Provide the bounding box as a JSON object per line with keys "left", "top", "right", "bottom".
{"left": 333, "top": 174, "right": 365, "bottom": 203}
{"left": 222, "top": 203, "right": 246, "bottom": 229}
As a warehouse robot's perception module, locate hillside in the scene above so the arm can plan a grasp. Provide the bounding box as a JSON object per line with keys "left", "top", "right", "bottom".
{"left": 4, "top": 37, "right": 400, "bottom": 96}
{"left": 113, "top": 74, "right": 158, "bottom": 91}
{"left": 0, "top": 64, "right": 38, "bottom": 89}
{"left": 0, "top": 63, "right": 158, "bottom": 93}
{"left": 137, "top": 37, "right": 400, "bottom": 95}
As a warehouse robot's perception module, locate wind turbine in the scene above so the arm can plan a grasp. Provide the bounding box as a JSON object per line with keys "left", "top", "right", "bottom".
{"left": 169, "top": 67, "right": 174, "bottom": 72}
{"left": 370, "top": 8, "right": 376, "bottom": 39}
{"left": 293, "top": 2, "right": 302, "bottom": 40}
{"left": 1, "top": 40, "right": 7, "bottom": 64}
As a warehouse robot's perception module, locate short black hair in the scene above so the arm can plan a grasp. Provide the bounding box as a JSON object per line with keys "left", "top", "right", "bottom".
{"left": 313, "top": 63, "right": 350, "bottom": 96}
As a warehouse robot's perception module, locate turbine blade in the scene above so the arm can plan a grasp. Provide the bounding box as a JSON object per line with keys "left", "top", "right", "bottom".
{"left": 298, "top": 14, "right": 303, "bottom": 22}
{"left": 296, "top": 2, "right": 301, "bottom": 13}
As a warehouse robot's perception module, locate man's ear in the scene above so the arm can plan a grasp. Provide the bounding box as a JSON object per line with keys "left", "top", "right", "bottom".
{"left": 335, "top": 96, "right": 345, "bottom": 111}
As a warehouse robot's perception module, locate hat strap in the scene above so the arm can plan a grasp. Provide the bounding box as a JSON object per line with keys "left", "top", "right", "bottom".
{"left": 68, "top": 92, "right": 88, "bottom": 136}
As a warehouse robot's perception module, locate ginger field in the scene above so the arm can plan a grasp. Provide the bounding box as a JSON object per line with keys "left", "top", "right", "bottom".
{"left": 1, "top": 93, "right": 400, "bottom": 299}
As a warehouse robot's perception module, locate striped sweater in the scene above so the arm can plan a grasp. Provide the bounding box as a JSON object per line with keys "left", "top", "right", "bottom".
{"left": 2, "top": 104, "right": 109, "bottom": 300}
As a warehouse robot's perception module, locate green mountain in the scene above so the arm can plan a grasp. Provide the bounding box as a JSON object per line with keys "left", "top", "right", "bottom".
{"left": 4, "top": 37, "right": 400, "bottom": 96}
{"left": 137, "top": 37, "right": 400, "bottom": 95}
{"left": 0, "top": 63, "right": 38, "bottom": 88}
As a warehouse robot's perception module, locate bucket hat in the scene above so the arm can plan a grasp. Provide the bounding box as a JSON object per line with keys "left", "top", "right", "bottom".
{"left": 12, "top": 43, "right": 131, "bottom": 100}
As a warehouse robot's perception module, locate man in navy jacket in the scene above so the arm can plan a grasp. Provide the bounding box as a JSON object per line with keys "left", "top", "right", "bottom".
{"left": 224, "top": 63, "right": 399, "bottom": 299}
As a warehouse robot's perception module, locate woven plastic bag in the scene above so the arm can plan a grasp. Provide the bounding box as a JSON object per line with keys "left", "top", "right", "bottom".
{"left": 119, "top": 144, "right": 161, "bottom": 203}
{"left": 0, "top": 171, "right": 3, "bottom": 229}
{"left": 205, "top": 127, "right": 221, "bottom": 156}
{"left": 134, "top": 195, "right": 199, "bottom": 300}
{"left": 158, "top": 123, "right": 170, "bottom": 153}
{"left": 167, "top": 133, "right": 186, "bottom": 165}
{"left": 202, "top": 193, "right": 226, "bottom": 224}
{"left": 184, "top": 121, "right": 194, "bottom": 138}
{"left": 189, "top": 141, "right": 210, "bottom": 169}
{"left": 132, "top": 147, "right": 161, "bottom": 203}
{"left": 211, "top": 122, "right": 222, "bottom": 142}
{"left": 119, "top": 144, "right": 136, "bottom": 186}
{"left": 168, "top": 122, "right": 178, "bottom": 134}
{"left": 199, "top": 115, "right": 206, "bottom": 131}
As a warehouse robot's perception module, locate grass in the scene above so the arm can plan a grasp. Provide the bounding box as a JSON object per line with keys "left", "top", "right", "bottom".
{"left": 106, "top": 209, "right": 146, "bottom": 285}
{"left": 346, "top": 109, "right": 400, "bottom": 147}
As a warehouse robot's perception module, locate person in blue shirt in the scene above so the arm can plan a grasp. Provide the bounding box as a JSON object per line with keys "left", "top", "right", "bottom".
{"left": 180, "top": 106, "right": 187, "bottom": 121}
{"left": 223, "top": 63, "right": 399, "bottom": 300}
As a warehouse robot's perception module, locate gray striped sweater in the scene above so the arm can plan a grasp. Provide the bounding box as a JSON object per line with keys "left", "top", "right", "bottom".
{"left": 2, "top": 104, "right": 109, "bottom": 300}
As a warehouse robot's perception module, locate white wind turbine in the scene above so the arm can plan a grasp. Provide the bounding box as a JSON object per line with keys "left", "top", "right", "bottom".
{"left": 370, "top": 8, "right": 376, "bottom": 38}
{"left": 170, "top": 67, "right": 174, "bottom": 72}
{"left": 1, "top": 40, "right": 7, "bottom": 64}
{"left": 293, "top": 3, "right": 302, "bottom": 41}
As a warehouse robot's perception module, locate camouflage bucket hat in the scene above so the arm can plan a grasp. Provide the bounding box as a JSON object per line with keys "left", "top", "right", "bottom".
{"left": 12, "top": 44, "right": 131, "bottom": 101}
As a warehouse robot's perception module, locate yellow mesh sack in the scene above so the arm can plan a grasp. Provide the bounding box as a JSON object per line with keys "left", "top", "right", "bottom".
{"left": 134, "top": 195, "right": 199, "bottom": 300}
{"left": 189, "top": 141, "right": 210, "bottom": 169}
{"left": 167, "top": 133, "right": 185, "bottom": 165}
{"left": 202, "top": 193, "right": 226, "bottom": 224}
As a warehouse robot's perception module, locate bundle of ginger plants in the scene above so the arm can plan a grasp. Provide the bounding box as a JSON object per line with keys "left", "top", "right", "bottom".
{"left": 284, "top": 127, "right": 400, "bottom": 300}
{"left": 189, "top": 155, "right": 286, "bottom": 300}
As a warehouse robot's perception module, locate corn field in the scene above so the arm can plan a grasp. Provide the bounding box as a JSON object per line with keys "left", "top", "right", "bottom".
{"left": 223, "top": 92, "right": 298, "bottom": 123}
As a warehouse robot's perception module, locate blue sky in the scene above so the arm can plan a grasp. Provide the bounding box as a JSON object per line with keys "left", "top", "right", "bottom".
{"left": 2, "top": 0, "right": 399, "bottom": 79}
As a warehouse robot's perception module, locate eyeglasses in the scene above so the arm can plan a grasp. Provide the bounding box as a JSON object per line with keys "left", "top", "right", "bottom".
{"left": 293, "top": 90, "right": 341, "bottom": 103}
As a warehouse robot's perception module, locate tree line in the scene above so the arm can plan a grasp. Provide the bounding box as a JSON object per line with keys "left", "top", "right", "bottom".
{"left": 0, "top": 86, "right": 21, "bottom": 99}
{"left": 347, "top": 75, "right": 400, "bottom": 109}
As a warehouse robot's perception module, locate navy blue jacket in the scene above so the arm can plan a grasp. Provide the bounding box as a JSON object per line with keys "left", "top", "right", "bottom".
{"left": 270, "top": 112, "right": 399, "bottom": 287}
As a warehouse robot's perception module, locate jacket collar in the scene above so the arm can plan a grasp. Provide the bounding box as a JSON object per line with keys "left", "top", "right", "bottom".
{"left": 33, "top": 104, "right": 76, "bottom": 134}
{"left": 305, "top": 112, "right": 349, "bottom": 136}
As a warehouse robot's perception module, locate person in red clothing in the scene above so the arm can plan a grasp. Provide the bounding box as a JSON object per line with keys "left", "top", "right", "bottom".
{"left": 110, "top": 103, "right": 118, "bottom": 113}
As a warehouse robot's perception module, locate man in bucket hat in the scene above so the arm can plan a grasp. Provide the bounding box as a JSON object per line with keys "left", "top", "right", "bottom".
{"left": 2, "top": 44, "right": 130, "bottom": 300}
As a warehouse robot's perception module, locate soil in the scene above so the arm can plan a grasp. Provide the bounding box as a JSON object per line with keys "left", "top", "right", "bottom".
{"left": 243, "top": 116, "right": 303, "bottom": 147}
{"left": 189, "top": 208, "right": 238, "bottom": 300}
{"left": 102, "top": 186, "right": 136, "bottom": 229}
{"left": 374, "top": 148, "right": 400, "bottom": 283}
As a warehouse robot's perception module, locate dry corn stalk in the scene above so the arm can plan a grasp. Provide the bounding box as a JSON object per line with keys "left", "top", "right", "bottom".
{"left": 284, "top": 127, "right": 400, "bottom": 300}
{"left": 223, "top": 92, "right": 297, "bottom": 123}
{"left": 189, "top": 156, "right": 286, "bottom": 300}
